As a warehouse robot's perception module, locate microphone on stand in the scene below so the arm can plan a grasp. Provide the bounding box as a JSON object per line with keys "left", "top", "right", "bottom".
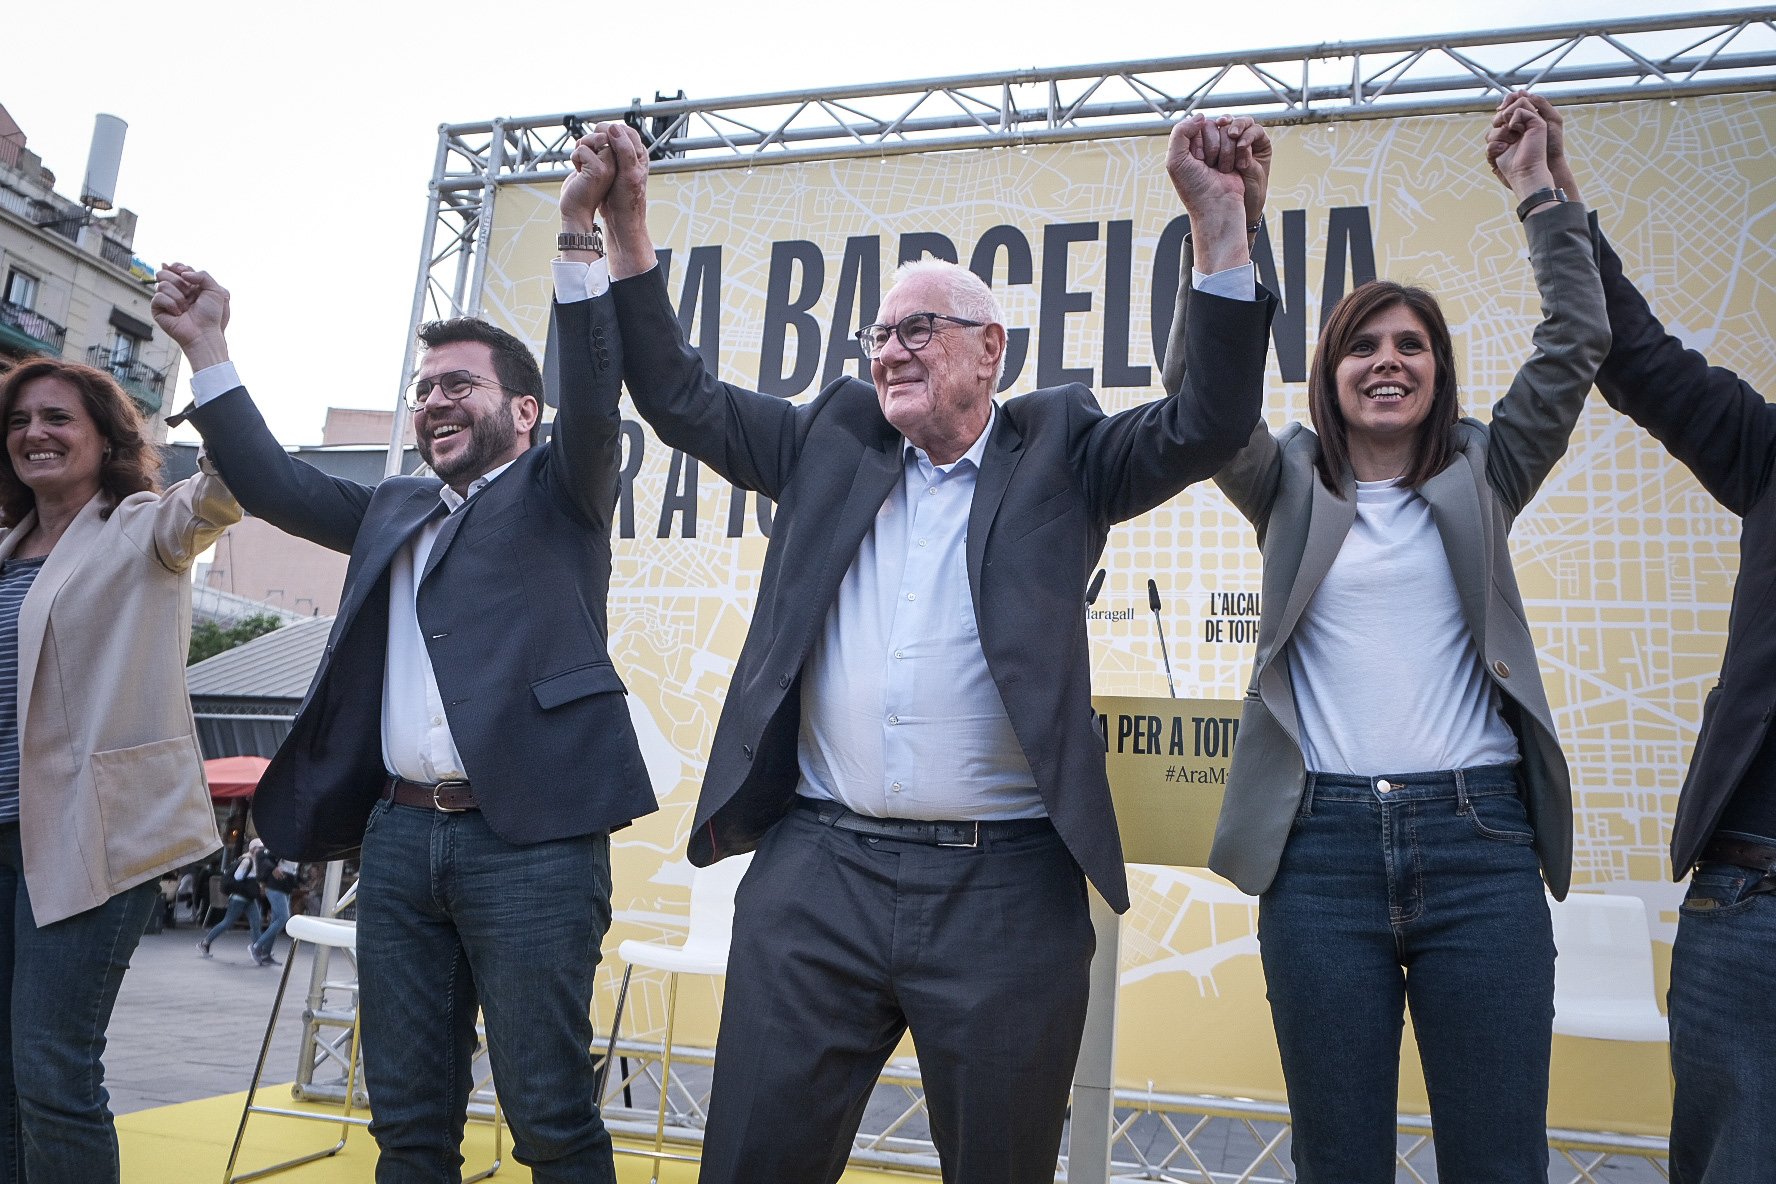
{"left": 1084, "top": 568, "right": 1107, "bottom": 616}
{"left": 1148, "top": 578, "right": 1178, "bottom": 699}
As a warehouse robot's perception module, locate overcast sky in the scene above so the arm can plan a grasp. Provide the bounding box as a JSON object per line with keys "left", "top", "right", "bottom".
{"left": 3, "top": 0, "right": 1747, "bottom": 443}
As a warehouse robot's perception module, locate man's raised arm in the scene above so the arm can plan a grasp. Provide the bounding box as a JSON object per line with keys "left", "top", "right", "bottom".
{"left": 542, "top": 128, "right": 628, "bottom": 529}
{"left": 591, "top": 120, "right": 802, "bottom": 500}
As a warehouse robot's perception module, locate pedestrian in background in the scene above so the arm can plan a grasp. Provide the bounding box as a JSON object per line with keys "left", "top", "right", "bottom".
{"left": 197, "top": 840, "right": 263, "bottom": 960}
{"left": 248, "top": 850, "right": 297, "bottom": 967}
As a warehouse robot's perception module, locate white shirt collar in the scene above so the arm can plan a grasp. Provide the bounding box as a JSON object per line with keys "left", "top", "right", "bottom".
{"left": 438, "top": 459, "right": 516, "bottom": 513}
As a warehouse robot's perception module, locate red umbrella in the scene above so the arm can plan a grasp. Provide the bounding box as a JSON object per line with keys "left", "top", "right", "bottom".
{"left": 204, "top": 756, "right": 270, "bottom": 800}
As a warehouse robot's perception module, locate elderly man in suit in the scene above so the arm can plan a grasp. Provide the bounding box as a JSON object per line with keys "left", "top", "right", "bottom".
{"left": 150, "top": 140, "right": 654, "bottom": 1184}
{"left": 547, "top": 117, "right": 1274, "bottom": 1182}
{"left": 1493, "top": 90, "right": 1776, "bottom": 1184}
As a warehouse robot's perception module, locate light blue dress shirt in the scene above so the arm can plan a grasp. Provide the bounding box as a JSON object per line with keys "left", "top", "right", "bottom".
{"left": 549, "top": 257, "right": 1258, "bottom": 823}
{"left": 796, "top": 406, "right": 1046, "bottom": 821}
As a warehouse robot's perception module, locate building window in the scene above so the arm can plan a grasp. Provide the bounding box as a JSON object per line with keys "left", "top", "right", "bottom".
{"left": 3, "top": 269, "right": 38, "bottom": 310}
{"left": 110, "top": 332, "right": 142, "bottom": 368}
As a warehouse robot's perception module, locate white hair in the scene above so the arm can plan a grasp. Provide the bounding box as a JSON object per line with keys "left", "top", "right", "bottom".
{"left": 885, "top": 257, "right": 1006, "bottom": 389}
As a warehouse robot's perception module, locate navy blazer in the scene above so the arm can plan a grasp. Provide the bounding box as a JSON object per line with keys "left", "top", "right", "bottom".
{"left": 587, "top": 265, "right": 1275, "bottom": 913}
{"left": 1595, "top": 225, "right": 1776, "bottom": 875}
{"left": 187, "top": 298, "right": 655, "bottom": 860}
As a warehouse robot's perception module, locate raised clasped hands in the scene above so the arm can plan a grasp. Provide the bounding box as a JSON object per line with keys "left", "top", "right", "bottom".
{"left": 1167, "top": 113, "right": 1270, "bottom": 272}
{"left": 560, "top": 129, "right": 617, "bottom": 235}
{"left": 591, "top": 121, "right": 656, "bottom": 279}
{"left": 1490, "top": 89, "right": 1580, "bottom": 204}
{"left": 1485, "top": 91, "right": 1560, "bottom": 206}
{"left": 151, "top": 263, "right": 231, "bottom": 371}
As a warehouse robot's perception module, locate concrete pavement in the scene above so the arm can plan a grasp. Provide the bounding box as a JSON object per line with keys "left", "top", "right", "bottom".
{"left": 107, "top": 920, "right": 316, "bottom": 1114}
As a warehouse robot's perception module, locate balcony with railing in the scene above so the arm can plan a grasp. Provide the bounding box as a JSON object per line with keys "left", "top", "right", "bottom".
{"left": 86, "top": 345, "right": 168, "bottom": 414}
{"left": 0, "top": 299, "right": 67, "bottom": 356}
{"left": 0, "top": 178, "right": 146, "bottom": 269}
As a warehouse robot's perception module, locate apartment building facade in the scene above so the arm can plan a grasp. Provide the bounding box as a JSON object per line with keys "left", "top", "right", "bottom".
{"left": 0, "top": 103, "right": 176, "bottom": 434}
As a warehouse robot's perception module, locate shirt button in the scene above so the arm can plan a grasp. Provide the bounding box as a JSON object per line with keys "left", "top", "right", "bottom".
{"left": 906, "top": 592, "right": 916, "bottom": 601}
{"left": 894, "top": 649, "right": 904, "bottom": 659}
{"left": 891, "top": 781, "right": 903, "bottom": 792}
{"left": 888, "top": 715, "right": 899, "bottom": 725}
{"left": 918, "top": 539, "right": 928, "bottom": 547}
{"left": 926, "top": 487, "right": 937, "bottom": 496}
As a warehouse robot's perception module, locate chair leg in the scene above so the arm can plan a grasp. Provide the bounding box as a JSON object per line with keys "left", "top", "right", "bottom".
{"left": 649, "top": 972, "right": 680, "bottom": 1184}
{"left": 464, "top": 1020, "right": 504, "bottom": 1183}
{"left": 597, "top": 963, "right": 632, "bottom": 1102}
{"left": 223, "top": 942, "right": 304, "bottom": 1182}
{"left": 222, "top": 939, "right": 362, "bottom": 1183}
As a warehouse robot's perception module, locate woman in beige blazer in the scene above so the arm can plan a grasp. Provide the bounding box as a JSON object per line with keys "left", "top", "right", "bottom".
{"left": 1198, "top": 109, "right": 1608, "bottom": 1181}
{"left": 0, "top": 357, "right": 238, "bottom": 1182}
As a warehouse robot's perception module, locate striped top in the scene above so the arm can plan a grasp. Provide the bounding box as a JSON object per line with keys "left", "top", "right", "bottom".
{"left": 0, "top": 556, "right": 45, "bottom": 824}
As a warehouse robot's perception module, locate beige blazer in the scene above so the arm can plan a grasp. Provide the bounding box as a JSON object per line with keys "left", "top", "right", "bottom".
{"left": 1197, "top": 202, "right": 1608, "bottom": 900}
{"left": 0, "top": 471, "right": 240, "bottom": 925}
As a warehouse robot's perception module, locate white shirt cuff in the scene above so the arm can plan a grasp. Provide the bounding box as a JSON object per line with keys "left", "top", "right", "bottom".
{"left": 190, "top": 361, "right": 243, "bottom": 405}
{"left": 1192, "top": 262, "right": 1257, "bottom": 302}
{"left": 551, "top": 257, "right": 613, "bottom": 304}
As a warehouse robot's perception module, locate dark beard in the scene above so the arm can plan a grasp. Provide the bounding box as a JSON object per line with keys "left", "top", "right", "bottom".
{"left": 419, "top": 397, "right": 517, "bottom": 484}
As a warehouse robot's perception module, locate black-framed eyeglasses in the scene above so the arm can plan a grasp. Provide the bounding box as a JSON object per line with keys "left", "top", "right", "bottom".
{"left": 406, "top": 370, "right": 503, "bottom": 411}
{"left": 854, "top": 312, "right": 985, "bottom": 360}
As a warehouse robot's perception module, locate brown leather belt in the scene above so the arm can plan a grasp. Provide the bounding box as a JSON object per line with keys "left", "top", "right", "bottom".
{"left": 1699, "top": 835, "right": 1776, "bottom": 874}
{"left": 383, "top": 777, "right": 479, "bottom": 813}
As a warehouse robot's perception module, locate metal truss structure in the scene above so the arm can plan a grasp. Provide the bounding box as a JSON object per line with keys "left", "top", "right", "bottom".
{"left": 400, "top": 5, "right": 1776, "bottom": 397}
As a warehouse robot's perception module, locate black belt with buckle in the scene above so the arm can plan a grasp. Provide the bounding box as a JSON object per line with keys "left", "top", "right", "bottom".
{"left": 794, "top": 796, "right": 1051, "bottom": 848}
{"left": 384, "top": 777, "right": 479, "bottom": 813}
{"left": 1699, "top": 835, "right": 1776, "bottom": 875}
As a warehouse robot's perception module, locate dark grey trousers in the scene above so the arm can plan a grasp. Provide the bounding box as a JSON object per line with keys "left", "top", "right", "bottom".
{"left": 697, "top": 802, "right": 1096, "bottom": 1184}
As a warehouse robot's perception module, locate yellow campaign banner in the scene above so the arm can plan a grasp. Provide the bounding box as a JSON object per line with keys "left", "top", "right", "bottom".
{"left": 1095, "top": 695, "right": 1236, "bottom": 867}
{"left": 478, "top": 91, "right": 1776, "bottom": 1131}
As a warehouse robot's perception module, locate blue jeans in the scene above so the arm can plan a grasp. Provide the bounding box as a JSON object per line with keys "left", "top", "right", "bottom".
{"left": 202, "top": 892, "right": 262, "bottom": 949}
{"left": 0, "top": 823, "right": 157, "bottom": 1184}
{"left": 1258, "top": 767, "right": 1554, "bottom": 1184}
{"left": 250, "top": 889, "right": 291, "bottom": 960}
{"left": 356, "top": 798, "right": 615, "bottom": 1184}
{"left": 1668, "top": 831, "right": 1776, "bottom": 1184}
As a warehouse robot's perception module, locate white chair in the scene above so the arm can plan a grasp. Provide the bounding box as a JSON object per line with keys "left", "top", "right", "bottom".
{"left": 1549, "top": 892, "right": 1669, "bottom": 1042}
{"left": 614, "top": 853, "right": 753, "bottom": 1181}
{"left": 223, "top": 914, "right": 506, "bottom": 1182}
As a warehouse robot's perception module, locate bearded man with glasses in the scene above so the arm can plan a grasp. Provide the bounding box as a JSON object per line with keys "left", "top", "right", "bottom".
{"left": 546, "top": 115, "right": 1277, "bottom": 1182}
{"left": 150, "top": 128, "right": 654, "bottom": 1184}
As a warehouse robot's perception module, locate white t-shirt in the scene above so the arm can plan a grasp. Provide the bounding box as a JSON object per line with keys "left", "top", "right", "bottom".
{"left": 1288, "top": 478, "right": 1519, "bottom": 775}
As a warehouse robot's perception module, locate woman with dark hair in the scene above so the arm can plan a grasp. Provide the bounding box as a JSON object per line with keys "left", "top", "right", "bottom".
{"left": 0, "top": 357, "right": 238, "bottom": 1182}
{"left": 1190, "top": 107, "right": 1609, "bottom": 1180}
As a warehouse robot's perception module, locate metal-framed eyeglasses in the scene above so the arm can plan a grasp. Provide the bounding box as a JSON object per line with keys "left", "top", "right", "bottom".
{"left": 406, "top": 370, "right": 503, "bottom": 411}
{"left": 854, "top": 312, "right": 985, "bottom": 360}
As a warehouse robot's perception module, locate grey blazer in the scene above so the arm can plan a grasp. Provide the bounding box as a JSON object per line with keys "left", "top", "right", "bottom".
{"left": 1190, "top": 201, "right": 1608, "bottom": 899}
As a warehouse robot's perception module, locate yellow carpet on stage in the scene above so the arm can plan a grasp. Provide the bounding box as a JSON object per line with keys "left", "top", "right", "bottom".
{"left": 118, "top": 1088, "right": 920, "bottom": 1183}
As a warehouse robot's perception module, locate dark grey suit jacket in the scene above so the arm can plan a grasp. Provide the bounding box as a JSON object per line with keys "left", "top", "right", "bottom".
{"left": 1201, "top": 202, "right": 1610, "bottom": 899}
{"left": 1595, "top": 224, "right": 1776, "bottom": 875}
{"left": 586, "top": 265, "right": 1274, "bottom": 913}
{"left": 187, "top": 298, "right": 655, "bottom": 861}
